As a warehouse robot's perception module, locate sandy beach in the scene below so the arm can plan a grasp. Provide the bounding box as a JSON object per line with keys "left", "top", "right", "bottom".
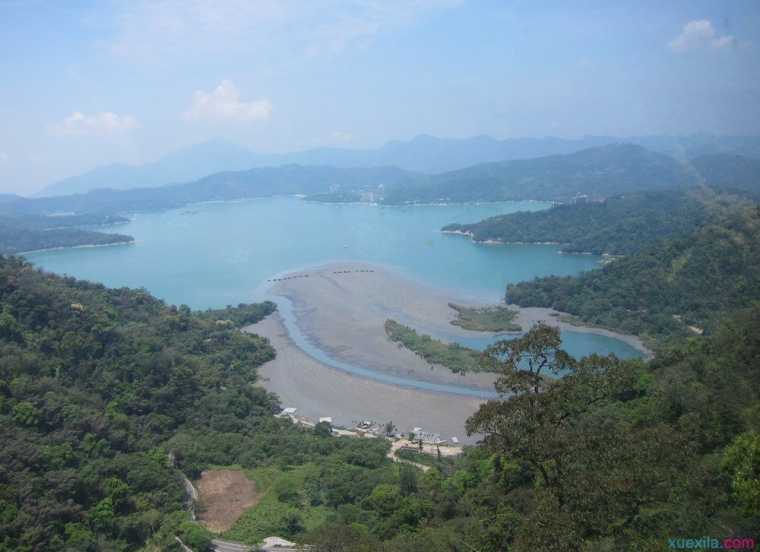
{"left": 244, "top": 261, "right": 650, "bottom": 442}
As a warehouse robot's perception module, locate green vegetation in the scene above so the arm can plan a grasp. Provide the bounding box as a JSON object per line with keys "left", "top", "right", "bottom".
{"left": 384, "top": 319, "right": 483, "bottom": 374}
{"left": 198, "top": 302, "right": 277, "bottom": 327}
{"left": 300, "top": 310, "right": 760, "bottom": 549}
{"left": 0, "top": 213, "right": 133, "bottom": 254}
{"left": 443, "top": 189, "right": 709, "bottom": 255}
{"left": 224, "top": 464, "right": 333, "bottom": 543}
{"left": 692, "top": 153, "right": 760, "bottom": 200}
{"left": 2, "top": 253, "right": 760, "bottom": 550}
{"left": 506, "top": 196, "right": 760, "bottom": 341}
{"left": 0, "top": 256, "right": 391, "bottom": 551}
{"left": 448, "top": 302, "right": 521, "bottom": 332}
{"left": 395, "top": 448, "right": 455, "bottom": 471}
{"left": 382, "top": 144, "right": 695, "bottom": 204}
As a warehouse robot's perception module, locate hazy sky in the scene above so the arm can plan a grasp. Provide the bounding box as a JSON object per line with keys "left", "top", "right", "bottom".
{"left": 1, "top": 0, "right": 759, "bottom": 193}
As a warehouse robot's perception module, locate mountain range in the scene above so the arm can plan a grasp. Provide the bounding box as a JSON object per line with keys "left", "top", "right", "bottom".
{"left": 36, "top": 134, "right": 760, "bottom": 197}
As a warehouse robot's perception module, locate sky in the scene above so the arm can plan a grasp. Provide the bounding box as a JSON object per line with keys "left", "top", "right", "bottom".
{"left": 1, "top": 0, "right": 759, "bottom": 194}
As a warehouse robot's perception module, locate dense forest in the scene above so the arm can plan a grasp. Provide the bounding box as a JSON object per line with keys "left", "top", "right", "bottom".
{"left": 0, "top": 214, "right": 133, "bottom": 255}
{"left": 1, "top": 256, "right": 759, "bottom": 550}
{"left": 0, "top": 257, "right": 388, "bottom": 551}
{"left": 380, "top": 144, "right": 696, "bottom": 204}
{"left": 443, "top": 190, "right": 709, "bottom": 255}
{"left": 506, "top": 195, "right": 760, "bottom": 341}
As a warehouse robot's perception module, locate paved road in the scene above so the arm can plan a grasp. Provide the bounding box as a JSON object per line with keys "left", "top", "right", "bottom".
{"left": 211, "top": 539, "right": 252, "bottom": 552}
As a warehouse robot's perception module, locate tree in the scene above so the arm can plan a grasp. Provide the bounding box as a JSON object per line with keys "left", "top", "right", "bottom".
{"left": 722, "top": 431, "right": 760, "bottom": 516}
{"left": 314, "top": 421, "right": 333, "bottom": 437}
{"left": 466, "top": 324, "right": 682, "bottom": 549}
{"left": 384, "top": 421, "right": 396, "bottom": 436}
{"left": 399, "top": 465, "right": 418, "bottom": 496}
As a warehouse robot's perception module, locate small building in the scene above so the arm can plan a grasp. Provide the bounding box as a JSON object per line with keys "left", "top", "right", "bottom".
{"left": 277, "top": 407, "right": 297, "bottom": 418}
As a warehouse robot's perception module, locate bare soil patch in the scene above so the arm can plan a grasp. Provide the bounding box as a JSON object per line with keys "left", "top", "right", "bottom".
{"left": 195, "top": 469, "right": 261, "bottom": 533}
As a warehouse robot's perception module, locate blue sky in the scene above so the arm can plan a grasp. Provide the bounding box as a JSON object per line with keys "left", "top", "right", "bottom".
{"left": 1, "top": 0, "right": 759, "bottom": 193}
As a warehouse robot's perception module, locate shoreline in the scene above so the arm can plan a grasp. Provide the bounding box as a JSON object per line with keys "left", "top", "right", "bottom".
{"left": 246, "top": 313, "right": 485, "bottom": 444}
{"left": 17, "top": 239, "right": 135, "bottom": 256}
{"left": 247, "top": 261, "right": 652, "bottom": 441}
{"left": 267, "top": 263, "right": 499, "bottom": 392}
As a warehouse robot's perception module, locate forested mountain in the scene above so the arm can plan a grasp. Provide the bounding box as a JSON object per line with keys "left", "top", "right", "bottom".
{"left": 0, "top": 257, "right": 389, "bottom": 550}
{"left": 442, "top": 190, "right": 709, "bottom": 255}
{"left": 381, "top": 144, "right": 696, "bottom": 204}
{"left": 3, "top": 166, "right": 416, "bottom": 217}
{"left": 506, "top": 196, "right": 760, "bottom": 341}
{"left": 0, "top": 214, "right": 133, "bottom": 255}
{"left": 692, "top": 153, "right": 760, "bottom": 199}
{"left": 1, "top": 255, "right": 759, "bottom": 550}
{"left": 12, "top": 146, "right": 760, "bottom": 223}
{"left": 37, "top": 134, "right": 760, "bottom": 197}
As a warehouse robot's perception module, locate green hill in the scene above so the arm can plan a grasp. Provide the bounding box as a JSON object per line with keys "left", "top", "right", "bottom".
{"left": 443, "top": 189, "right": 708, "bottom": 255}
{"left": 505, "top": 196, "right": 760, "bottom": 341}
{"left": 0, "top": 256, "right": 389, "bottom": 550}
{"left": 1, "top": 255, "right": 759, "bottom": 550}
{"left": 0, "top": 214, "right": 133, "bottom": 255}
{"left": 692, "top": 153, "right": 760, "bottom": 199}
{"left": 382, "top": 144, "right": 696, "bottom": 204}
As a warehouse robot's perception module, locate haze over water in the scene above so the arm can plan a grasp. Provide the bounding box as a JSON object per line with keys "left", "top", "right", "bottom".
{"left": 27, "top": 197, "right": 641, "bottom": 359}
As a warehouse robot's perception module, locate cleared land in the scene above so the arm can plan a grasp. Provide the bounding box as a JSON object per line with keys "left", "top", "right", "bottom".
{"left": 195, "top": 470, "right": 261, "bottom": 533}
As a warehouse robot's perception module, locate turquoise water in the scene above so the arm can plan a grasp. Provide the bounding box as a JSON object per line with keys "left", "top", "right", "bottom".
{"left": 26, "top": 197, "right": 642, "bottom": 377}
{"left": 27, "top": 196, "right": 593, "bottom": 306}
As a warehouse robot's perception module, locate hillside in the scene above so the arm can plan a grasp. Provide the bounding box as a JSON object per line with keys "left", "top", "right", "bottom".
{"left": 691, "top": 153, "right": 760, "bottom": 199}
{"left": 381, "top": 144, "right": 696, "bottom": 204}
{"left": 442, "top": 190, "right": 709, "bottom": 255}
{"left": 505, "top": 196, "right": 760, "bottom": 340}
{"left": 1, "top": 255, "right": 759, "bottom": 549}
{"left": 0, "top": 214, "right": 133, "bottom": 254}
{"left": 4, "top": 165, "right": 416, "bottom": 217}
{"left": 0, "top": 256, "right": 392, "bottom": 550}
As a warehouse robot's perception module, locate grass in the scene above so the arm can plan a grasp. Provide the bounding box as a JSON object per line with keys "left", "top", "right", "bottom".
{"left": 222, "top": 464, "right": 331, "bottom": 545}
{"left": 448, "top": 303, "right": 522, "bottom": 332}
{"left": 395, "top": 448, "right": 456, "bottom": 471}
{"left": 384, "top": 319, "right": 488, "bottom": 374}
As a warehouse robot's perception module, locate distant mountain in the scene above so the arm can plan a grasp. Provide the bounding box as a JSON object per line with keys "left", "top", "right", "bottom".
{"left": 690, "top": 153, "right": 760, "bottom": 199}
{"left": 6, "top": 165, "right": 416, "bottom": 216}
{"left": 38, "top": 141, "right": 259, "bottom": 197}
{"left": 381, "top": 144, "right": 696, "bottom": 204}
{"left": 39, "top": 134, "right": 760, "bottom": 197}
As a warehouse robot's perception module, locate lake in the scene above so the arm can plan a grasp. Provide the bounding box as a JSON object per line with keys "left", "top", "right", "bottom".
{"left": 26, "top": 196, "right": 641, "bottom": 360}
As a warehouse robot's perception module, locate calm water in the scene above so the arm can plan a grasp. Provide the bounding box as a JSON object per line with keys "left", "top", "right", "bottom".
{"left": 27, "top": 197, "right": 642, "bottom": 382}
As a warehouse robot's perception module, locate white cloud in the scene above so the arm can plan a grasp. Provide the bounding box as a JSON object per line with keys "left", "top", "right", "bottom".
{"left": 668, "top": 19, "right": 735, "bottom": 52}
{"left": 50, "top": 112, "right": 140, "bottom": 136}
{"left": 183, "top": 80, "right": 273, "bottom": 124}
